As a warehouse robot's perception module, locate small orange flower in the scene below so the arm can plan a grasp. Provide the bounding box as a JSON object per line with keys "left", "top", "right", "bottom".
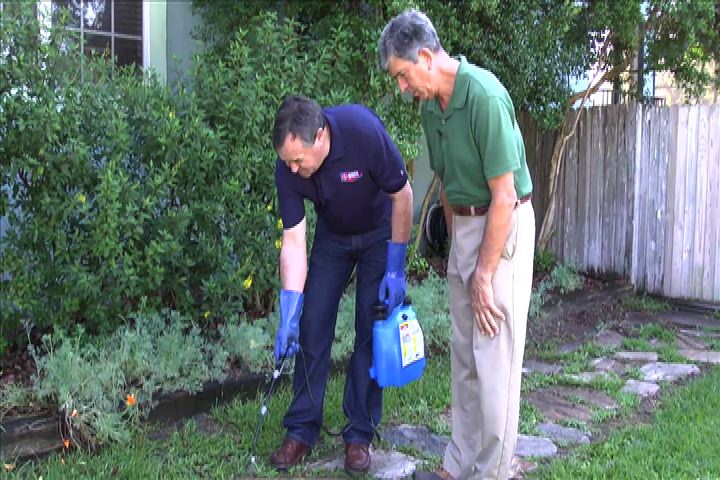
{"left": 63, "top": 439, "right": 70, "bottom": 449}
{"left": 71, "top": 409, "right": 78, "bottom": 418}
{"left": 125, "top": 393, "right": 137, "bottom": 407}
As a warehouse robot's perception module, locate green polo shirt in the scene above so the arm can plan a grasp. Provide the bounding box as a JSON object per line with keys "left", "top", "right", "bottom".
{"left": 421, "top": 56, "right": 532, "bottom": 206}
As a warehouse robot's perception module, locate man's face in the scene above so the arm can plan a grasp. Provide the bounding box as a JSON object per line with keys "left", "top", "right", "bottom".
{"left": 386, "top": 52, "right": 432, "bottom": 100}
{"left": 277, "top": 129, "right": 326, "bottom": 178}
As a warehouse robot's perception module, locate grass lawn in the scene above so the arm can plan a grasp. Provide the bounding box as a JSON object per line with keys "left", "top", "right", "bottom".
{"left": 6, "top": 358, "right": 720, "bottom": 479}
{"left": 530, "top": 365, "right": 720, "bottom": 479}
{"left": 5, "top": 356, "right": 451, "bottom": 479}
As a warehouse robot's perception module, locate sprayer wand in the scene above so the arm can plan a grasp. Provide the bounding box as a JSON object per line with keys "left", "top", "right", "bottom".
{"left": 249, "top": 347, "right": 290, "bottom": 474}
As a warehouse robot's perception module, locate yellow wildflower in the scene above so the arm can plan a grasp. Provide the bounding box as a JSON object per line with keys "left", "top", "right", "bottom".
{"left": 266, "top": 204, "right": 272, "bottom": 211}
{"left": 76, "top": 193, "right": 86, "bottom": 204}
{"left": 277, "top": 218, "right": 283, "bottom": 229}
{"left": 203, "top": 310, "right": 211, "bottom": 319}
{"left": 243, "top": 275, "right": 253, "bottom": 289}
{"left": 275, "top": 239, "right": 282, "bottom": 249}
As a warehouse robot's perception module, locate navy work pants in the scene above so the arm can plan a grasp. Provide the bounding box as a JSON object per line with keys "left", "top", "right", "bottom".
{"left": 283, "top": 218, "right": 389, "bottom": 447}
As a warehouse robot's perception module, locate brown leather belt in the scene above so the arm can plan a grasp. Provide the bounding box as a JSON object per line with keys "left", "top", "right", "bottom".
{"left": 451, "top": 193, "right": 531, "bottom": 217}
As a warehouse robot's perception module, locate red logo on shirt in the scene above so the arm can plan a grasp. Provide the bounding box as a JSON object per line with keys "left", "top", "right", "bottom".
{"left": 340, "top": 170, "right": 363, "bottom": 183}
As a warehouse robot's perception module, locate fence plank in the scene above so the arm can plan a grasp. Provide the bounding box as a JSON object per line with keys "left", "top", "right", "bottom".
{"left": 670, "top": 107, "right": 689, "bottom": 297}
{"left": 578, "top": 108, "right": 592, "bottom": 270}
{"left": 663, "top": 106, "right": 680, "bottom": 297}
{"left": 692, "top": 105, "right": 709, "bottom": 299}
{"left": 563, "top": 112, "right": 580, "bottom": 266}
{"left": 613, "top": 106, "right": 627, "bottom": 275}
{"left": 590, "top": 107, "right": 604, "bottom": 270}
{"left": 711, "top": 105, "right": 720, "bottom": 301}
{"left": 681, "top": 106, "right": 699, "bottom": 298}
{"left": 603, "top": 105, "right": 618, "bottom": 272}
{"left": 653, "top": 108, "right": 669, "bottom": 293}
{"left": 625, "top": 104, "right": 639, "bottom": 277}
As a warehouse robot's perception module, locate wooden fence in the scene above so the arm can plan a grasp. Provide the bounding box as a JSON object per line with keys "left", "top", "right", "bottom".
{"left": 521, "top": 104, "right": 720, "bottom": 303}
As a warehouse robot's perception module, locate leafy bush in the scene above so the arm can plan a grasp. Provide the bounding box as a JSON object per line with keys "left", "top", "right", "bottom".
{"left": 26, "top": 307, "right": 229, "bottom": 447}
{"left": 550, "top": 264, "right": 582, "bottom": 294}
{"left": 534, "top": 249, "right": 556, "bottom": 275}
{"left": 0, "top": 5, "right": 281, "bottom": 341}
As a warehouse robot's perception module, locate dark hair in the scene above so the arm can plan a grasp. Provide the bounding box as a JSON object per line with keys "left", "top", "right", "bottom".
{"left": 272, "top": 95, "right": 326, "bottom": 150}
{"left": 378, "top": 9, "right": 441, "bottom": 71}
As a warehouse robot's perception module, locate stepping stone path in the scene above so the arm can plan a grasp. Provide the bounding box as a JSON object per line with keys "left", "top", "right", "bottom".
{"left": 537, "top": 422, "right": 590, "bottom": 446}
{"left": 307, "top": 324, "right": 720, "bottom": 478}
{"left": 310, "top": 447, "right": 421, "bottom": 479}
{"left": 622, "top": 379, "right": 660, "bottom": 397}
{"left": 640, "top": 362, "right": 700, "bottom": 381}
{"left": 522, "top": 359, "right": 563, "bottom": 375}
{"left": 595, "top": 329, "right": 626, "bottom": 348}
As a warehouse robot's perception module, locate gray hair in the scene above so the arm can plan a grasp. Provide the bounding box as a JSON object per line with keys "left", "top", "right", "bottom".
{"left": 377, "top": 9, "right": 441, "bottom": 71}
{"left": 272, "top": 95, "right": 326, "bottom": 150}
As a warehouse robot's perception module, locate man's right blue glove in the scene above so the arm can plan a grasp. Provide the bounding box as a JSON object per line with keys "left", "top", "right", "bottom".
{"left": 275, "top": 290, "right": 303, "bottom": 362}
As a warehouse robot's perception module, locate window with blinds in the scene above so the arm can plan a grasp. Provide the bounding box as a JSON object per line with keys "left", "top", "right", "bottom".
{"left": 51, "top": 0, "right": 142, "bottom": 68}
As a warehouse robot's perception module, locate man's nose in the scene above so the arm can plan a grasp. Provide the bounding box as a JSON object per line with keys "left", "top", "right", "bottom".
{"left": 291, "top": 163, "right": 300, "bottom": 174}
{"left": 397, "top": 77, "right": 409, "bottom": 92}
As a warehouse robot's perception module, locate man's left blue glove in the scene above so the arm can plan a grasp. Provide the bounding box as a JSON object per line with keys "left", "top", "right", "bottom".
{"left": 378, "top": 242, "right": 407, "bottom": 311}
{"left": 275, "top": 290, "right": 303, "bottom": 362}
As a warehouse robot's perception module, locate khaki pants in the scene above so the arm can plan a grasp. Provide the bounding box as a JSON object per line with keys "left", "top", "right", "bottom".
{"left": 443, "top": 201, "right": 535, "bottom": 480}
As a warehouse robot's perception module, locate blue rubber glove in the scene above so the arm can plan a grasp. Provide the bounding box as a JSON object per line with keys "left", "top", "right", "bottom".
{"left": 275, "top": 290, "right": 303, "bottom": 362}
{"left": 378, "top": 242, "right": 407, "bottom": 311}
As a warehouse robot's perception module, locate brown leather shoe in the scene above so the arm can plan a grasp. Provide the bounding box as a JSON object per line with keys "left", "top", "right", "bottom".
{"left": 413, "top": 468, "right": 454, "bottom": 480}
{"left": 344, "top": 442, "right": 371, "bottom": 474}
{"left": 269, "top": 437, "right": 311, "bottom": 470}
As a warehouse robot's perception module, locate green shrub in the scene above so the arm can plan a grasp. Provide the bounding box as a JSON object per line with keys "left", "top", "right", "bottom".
{"left": 0, "top": 5, "right": 279, "bottom": 341}
{"left": 26, "top": 307, "right": 229, "bottom": 447}
{"left": 534, "top": 249, "right": 556, "bottom": 275}
{"left": 549, "top": 264, "right": 582, "bottom": 294}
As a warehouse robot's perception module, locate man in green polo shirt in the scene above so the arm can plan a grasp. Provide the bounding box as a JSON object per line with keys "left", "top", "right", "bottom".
{"left": 378, "top": 9, "right": 535, "bottom": 480}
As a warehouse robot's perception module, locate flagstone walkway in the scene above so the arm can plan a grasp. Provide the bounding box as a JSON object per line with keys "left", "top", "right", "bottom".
{"left": 310, "top": 310, "right": 719, "bottom": 479}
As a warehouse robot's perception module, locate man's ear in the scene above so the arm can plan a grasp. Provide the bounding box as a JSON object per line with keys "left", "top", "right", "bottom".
{"left": 418, "top": 47, "right": 433, "bottom": 70}
{"left": 315, "top": 127, "right": 325, "bottom": 145}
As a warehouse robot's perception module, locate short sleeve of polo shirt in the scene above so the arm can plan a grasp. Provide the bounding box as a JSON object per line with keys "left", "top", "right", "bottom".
{"left": 274, "top": 159, "right": 305, "bottom": 230}
{"left": 367, "top": 120, "right": 408, "bottom": 194}
{"left": 473, "top": 95, "right": 521, "bottom": 179}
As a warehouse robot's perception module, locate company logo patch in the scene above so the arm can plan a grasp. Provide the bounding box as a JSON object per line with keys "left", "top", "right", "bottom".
{"left": 340, "top": 170, "right": 363, "bottom": 183}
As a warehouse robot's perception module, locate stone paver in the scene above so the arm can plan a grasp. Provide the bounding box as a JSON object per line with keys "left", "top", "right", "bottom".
{"left": 595, "top": 329, "right": 625, "bottom": 349}
{"left": 567, "top": 371, "right": 612, "bottom": 383}
{"left": 614, "top": 351, "right": 659, "bottom": 362}
{"left": 622, "top": 379, "right": 660, "bottom": 397}
{"left": 381, "top": 425, "right": 447, "bottom": 457}
{"left": 553, "top": 387, "right": 618, "bottom": 410}
{"left": 678, "top": 349, "right": 720, "bottom": 364}
{"left": 537, "top": 422, "right": 590, "bottom": 446}
{"left": 510, "top": 456, "right": 537, "bottom": 479}
{"left": 680, "top": 328, "right": 720, "bottom": 339}
{"left": 558, "top": 341, "right": 583, "bottom": 354}
{"left": 640, "top": 362, "right": 700, "bottom": 382}
{"left": 515, "top": 435, "right": 558, "bottom": 457}
{"left": 310, "top": 447, "right": 420, "bottom": 479}
{"left": 675, "top": 331, "right": 708, "bottom": 350}
{"left": 528, "top": 390, "right": 594, "bottom": 423}
{"left": 591, "top": 357, "right": 629, "bottom": 374}
{"left": 523, "top": 359, "right": 563, "bottom": 375}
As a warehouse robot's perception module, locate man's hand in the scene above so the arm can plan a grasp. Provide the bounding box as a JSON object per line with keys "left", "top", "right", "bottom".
{"left": 378, "top": 242, "right": 407, "bottom": 311}
{"left": 471, "top": 270, "right": 504, "bottom": 337}
{"left": 275, "top": 290, "right": 303, "bottom": 361}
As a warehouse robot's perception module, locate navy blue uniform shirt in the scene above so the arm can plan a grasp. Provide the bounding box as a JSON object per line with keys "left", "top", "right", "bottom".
{"left": 275, "top": 105, "right": 407, "bottom": 235}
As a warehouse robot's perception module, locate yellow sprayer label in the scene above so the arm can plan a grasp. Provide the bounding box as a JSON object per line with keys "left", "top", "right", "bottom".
{"left": 399, "top": 320, "right": 425, "bottom": 367}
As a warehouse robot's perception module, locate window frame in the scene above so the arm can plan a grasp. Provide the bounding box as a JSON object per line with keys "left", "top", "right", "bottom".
{"left": 38, "top": 0, "right": 147, "bottom": 70}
